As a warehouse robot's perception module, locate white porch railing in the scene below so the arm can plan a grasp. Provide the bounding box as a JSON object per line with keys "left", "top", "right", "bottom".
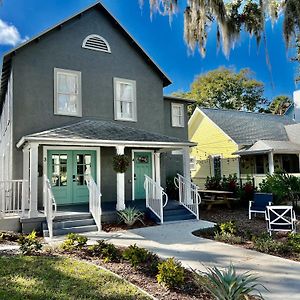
{"left": 174, "top": 174, "right": 201, "bottom": 220}
{"left": 86, "top": 176, "right": 102, "bottom": 231}
{"left": 0, "top": 180, "right": 28, "bottom": 218}
{"left": 43, "top": 175, "right": 57, "bottom": 239}
{"left": 144, "top": 175, "right": 168, "bottom": 224}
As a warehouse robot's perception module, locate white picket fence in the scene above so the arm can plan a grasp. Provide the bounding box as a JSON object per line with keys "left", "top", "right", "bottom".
{"left": 144, "top": 175, "right": 168, "bottom": 224}
{"left": 174, "top": 174, "right": 201, "bottom": 220}
{"left": 0, "top": 180, "right": 28, "bottom": 217}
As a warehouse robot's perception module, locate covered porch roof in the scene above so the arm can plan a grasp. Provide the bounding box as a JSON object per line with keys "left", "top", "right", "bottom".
{"left": 234, "top": 140, "right": 300, "bottom": 156}
{"left": 17, "top": 119, "right": 195, "bottom": 149}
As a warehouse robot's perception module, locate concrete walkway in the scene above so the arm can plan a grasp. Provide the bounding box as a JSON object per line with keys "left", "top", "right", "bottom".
{"left": 49, "top": 220, "right": 300, "bottom": 300}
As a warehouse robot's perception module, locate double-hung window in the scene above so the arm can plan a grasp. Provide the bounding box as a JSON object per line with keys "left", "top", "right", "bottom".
{"left": 171, "top": 103, "right": 184, "bottom": 127}
{"left": 54, "top": 68, "right": 82, "bottom": 116}
{"left": 114, "top": 78, "right": 137, "bottom": 122}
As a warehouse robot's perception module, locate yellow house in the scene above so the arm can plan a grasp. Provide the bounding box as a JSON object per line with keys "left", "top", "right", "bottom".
{"left": 189, "top": 107, "right": 300, "bottom": 188}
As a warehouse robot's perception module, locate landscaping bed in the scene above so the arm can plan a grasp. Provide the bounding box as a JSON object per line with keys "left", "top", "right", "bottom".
{"left": 102, "top": 217, "right": 157, "bottom": 232}
{"left": 195, "top": 207, "right": 300, "bottom": 261}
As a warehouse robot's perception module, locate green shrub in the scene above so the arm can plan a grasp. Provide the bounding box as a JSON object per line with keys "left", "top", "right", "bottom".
{"left": 194, "top": 264, "right": 266, "bottom": 300}
{"left": 214, "top": 232, "right": 243, "bottom": 244}
{"left": 288, "top": 233, "right": 300, "bottom": 253}
{"left": 61, "top": 233, "right": 88, "bottom": 251}
{"left": 88, "top": 240, "right": 120, "bottom": 262}
{"left": 205, "top": 176, "right": 222, "bottom": 190}
{"left": 122, "top": 244, "right": 152, "bottom": 268}
{"left": 218, "top": 221, "right": 237, "bottom": 235}
{"left": 221, "top": 174, "right": 239, "bottom": 194}
{"left": 157, "top": 258, "right": 185, "bottom": 289}
{"left": 18, "top": 230, "right": 42, "bottom": 255}
{"left": 253, "top": 234, "right": 291, "bottom": 255}
{"left": 117, "top": 207, "right": 144, "bottom": 227}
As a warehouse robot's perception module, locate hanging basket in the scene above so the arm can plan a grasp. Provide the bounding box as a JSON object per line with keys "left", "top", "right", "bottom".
{"left": 113, "top": 154, "right": 130, "bottom": 173}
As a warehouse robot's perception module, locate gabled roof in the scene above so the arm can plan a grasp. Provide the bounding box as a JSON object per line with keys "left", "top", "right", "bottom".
{"left": 199, "top": 108, "right": 296, "bottom": 146}
{"left": 0, "top": 1, "right": 172, "bottom": 111}
{"left": 17, "top": 119, "right": 194, "bottom": 148}
{"left": 163, "top": 95, "right": 196, "bottom": 104}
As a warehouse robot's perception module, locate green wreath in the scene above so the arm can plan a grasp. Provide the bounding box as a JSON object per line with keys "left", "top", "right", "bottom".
{"left": 112, "top": 154, "right": 130, "bottom": 173}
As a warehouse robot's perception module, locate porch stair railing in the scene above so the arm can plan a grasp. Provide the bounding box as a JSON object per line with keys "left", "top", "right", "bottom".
{"left": 86, "top": 176, "right": 102, "bottom": 231}
{"left": 0, "top": 180, "right": 28, "bottom": 218}
{"left": 43, "top": 175, "right": 57, "bottom": 239}
{"left": 174, "top": 174, "right": 201, "bottom": 220}
{"left": 144, "top": 175, "right": 168, "bottom": 224}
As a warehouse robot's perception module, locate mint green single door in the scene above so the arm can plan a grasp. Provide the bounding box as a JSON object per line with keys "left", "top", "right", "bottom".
{"left": 134, "top": 152, "right": 153, "bottom": 200}
{"left": 48, "top": 150, "right": 96, "bottom": 205}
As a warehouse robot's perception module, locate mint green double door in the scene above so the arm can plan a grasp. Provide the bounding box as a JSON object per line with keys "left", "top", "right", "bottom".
{"left": 48, "top": 150, "right": 96, "bottom": 206}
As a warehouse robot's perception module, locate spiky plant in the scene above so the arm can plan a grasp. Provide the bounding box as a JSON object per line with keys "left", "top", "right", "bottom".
{"left": 193, "top": 263, "right": 267, "bottom": 300}
{"left": 117, "top": 207, "right": 145, "bottom": 226}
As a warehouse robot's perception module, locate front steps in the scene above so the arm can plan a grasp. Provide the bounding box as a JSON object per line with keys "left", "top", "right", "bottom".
{"left": 163, "top": 200, "right": 196, "bottom": 222}
{"left": 43, "top": 213, "right": 98, "bottom": 237}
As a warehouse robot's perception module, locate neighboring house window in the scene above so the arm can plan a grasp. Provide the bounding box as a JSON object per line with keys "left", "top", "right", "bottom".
{"left": 255, "top": 155, "right": 265, "bottom": 174}
{"left": 54, "top": 68, "right": 82, "bottom": 117}
{"left": 212, "top": 155, "right": 222, "bottom": 178}
{"left": 171, "top": 103, "right": 184, "bottom": 127}
{"left": 190, "top": 156, "right": 196, "bottom": 171}
{"left": 114, "top": 78, "right": 137, "bottom": 122}
{"left": 82, "top": 34, "right": 111, "bottom": 53}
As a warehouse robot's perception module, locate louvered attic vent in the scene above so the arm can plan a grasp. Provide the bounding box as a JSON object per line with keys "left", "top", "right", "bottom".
{"left": 82, "top": 34, "right": 111, "bottom": 53}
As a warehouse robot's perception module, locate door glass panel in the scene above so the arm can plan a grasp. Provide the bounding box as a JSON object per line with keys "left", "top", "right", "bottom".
{"left": 51, "top": 154, "right": 68, "bottom": 187}
{"left": 76, "top": 154, "right": 92, "bottom": 186}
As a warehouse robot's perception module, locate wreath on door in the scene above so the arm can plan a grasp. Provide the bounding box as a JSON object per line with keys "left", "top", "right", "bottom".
{"left": 112, "top": 154, "right": 130, "bottom": 173}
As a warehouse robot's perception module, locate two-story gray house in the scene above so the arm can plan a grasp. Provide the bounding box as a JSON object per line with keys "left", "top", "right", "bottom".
{"left": 0, "top": 2, "right": 198, "bottom": 236}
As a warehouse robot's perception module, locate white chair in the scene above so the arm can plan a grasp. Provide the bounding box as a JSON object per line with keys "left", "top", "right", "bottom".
{"left": 265, "top": 205, "right": 297, "bottom": 236}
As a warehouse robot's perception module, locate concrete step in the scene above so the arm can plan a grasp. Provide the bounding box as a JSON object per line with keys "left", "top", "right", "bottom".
{"left": 164, "top": 213, "right": 196, "bottom": 222}
{"left": 54, "top": 213, "right": 92, "bottom": 221}
{"left": 164, "top": 208, "right": 193, "bottom": 217}
{"left": 52, "top": 218, "right": 96, "bottom": 230}
{"left": 43, "top": 224, "right": 98, "bottom": 237}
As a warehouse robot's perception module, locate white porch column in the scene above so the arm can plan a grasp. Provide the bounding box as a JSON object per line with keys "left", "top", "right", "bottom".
{"left": 29, "top": 143, "right": 39, "bottom": 218}
{"left": 154, "top": 152, "right": 161, "bottom": 186}
{"left": 22, "top": 146, "right": 30, "bottom": 211}
{"left": 116, "top": 145, "right": 125, "bottom": 211}
{"left": 182, "top": 147, "right": 192, "bottom": 204}
{"left": 268, "top": 151, "right": 275, "bottom": 175}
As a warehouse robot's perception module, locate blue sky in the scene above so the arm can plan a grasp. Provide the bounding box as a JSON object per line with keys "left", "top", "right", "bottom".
{"left": 0, "top": 0, "right": 297, "bottom": 101}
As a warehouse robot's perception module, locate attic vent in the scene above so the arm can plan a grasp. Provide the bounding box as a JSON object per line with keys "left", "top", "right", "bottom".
{"left": 82, "top": 34, "right": 111, "bottom": 53}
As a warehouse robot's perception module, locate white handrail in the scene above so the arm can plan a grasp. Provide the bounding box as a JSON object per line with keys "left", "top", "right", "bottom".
{"left": 0, "top": 180, "right": 28, "bottom": 218}
{"left": 43, "top": 175, "right": 57, "bottom": 239}
{"left": 86, "top": 176, "right": 102, "bottom": 231}
{"left": 144, "top": 175, "right": 168, "bottom": 224}
{"left": 174, "top": 174, "right": 201, "bottom": 220}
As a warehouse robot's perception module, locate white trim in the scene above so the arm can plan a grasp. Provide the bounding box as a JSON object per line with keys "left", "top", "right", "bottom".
{"left": 116, "top": 145, "right": 125, "bottom": 211}
{"left": 29, "top": 143, "right": 39, "bottom": 218}
{"left": 171, "top": 102, "right": 184, "bottom": 127}
{"left": 132, "top": 150, "right": 154, "bottom": 201}
{"left": 54, "top": 68, "right": 82, "bottom": 117}
{"left": 17, "top": 136, "right": 195, "bottom": 149}
{"left": 113, "top": 77, "right": 137, "bottom": 122}
{"left": 42, "top": 146, "right": 101, "bottom": 208}
{"left": 82, "top": 34, "right": 111, "bottom": 53}
{"left": 189, "top": 107, "right": 238, "bottom": 146}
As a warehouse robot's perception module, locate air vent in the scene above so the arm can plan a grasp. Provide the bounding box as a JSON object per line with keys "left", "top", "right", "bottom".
{"left": 82, "top": 34, "right": 111, "bottom": 53}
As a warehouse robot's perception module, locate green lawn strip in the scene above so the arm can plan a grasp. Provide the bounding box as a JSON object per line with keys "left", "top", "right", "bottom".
{"left": 0, "top": 255, "right": 152, "bottom": 300}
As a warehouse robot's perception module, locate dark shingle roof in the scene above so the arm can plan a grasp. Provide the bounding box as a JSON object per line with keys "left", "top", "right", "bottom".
{"left": 22, "top": 120, "right": 191, "bottom": 145}
{"left": 201, "top": 108, "right": 296, "bottom": 145}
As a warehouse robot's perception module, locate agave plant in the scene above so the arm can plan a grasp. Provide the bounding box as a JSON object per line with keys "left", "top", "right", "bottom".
{"left": 117, "top": 207, "right": 145, "bottom": 227}
{"left": 193, "top": 263, "right": 267, "bottom": 300}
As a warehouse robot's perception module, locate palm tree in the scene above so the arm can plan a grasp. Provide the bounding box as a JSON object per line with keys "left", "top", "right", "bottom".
{"left": 269, "top": 95, "right": 292, "bottom": 115}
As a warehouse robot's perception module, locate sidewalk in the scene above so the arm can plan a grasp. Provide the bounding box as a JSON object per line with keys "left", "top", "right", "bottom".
{"left": 74, "top": 220, "right": 300, "bottom": 300}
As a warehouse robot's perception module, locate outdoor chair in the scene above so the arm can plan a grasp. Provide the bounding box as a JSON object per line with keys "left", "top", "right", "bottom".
{"left": 265, "top": 205, "right": 297, "bottom": 236}
{"left": 249, "top": 193, "right": 273, "bottom": 220}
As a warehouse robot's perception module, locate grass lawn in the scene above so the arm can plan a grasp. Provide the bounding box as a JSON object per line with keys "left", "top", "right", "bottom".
{"left": 0, "top": 255, "right": 151, "bottom": 300}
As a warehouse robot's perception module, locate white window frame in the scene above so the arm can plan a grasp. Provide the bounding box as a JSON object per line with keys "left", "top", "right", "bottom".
{"left": 211, "top": 154, "right": 222, "bottom": 177}
{"left": 54, "top": 68, "right": 82, "bottom": 117}
{"left": 171, "top": 103, "right": 184, "bottom": 127}
{"left": 114, "top": 77, "right": 137, "bottom": 122}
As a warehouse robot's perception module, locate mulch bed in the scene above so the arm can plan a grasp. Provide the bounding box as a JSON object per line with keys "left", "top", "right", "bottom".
{"left": 102, "top": 218, "right": 157, "bottom": 232}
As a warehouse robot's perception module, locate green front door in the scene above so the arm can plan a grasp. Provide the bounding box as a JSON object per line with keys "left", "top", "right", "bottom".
{"left": 134, "top": 152, "right": 153, "bottom": 200}
{"left": 48, "top": 150, "right": 96, "bottom": 205}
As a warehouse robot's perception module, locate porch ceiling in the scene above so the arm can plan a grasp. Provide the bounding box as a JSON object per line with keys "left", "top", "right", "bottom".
{"left": 234, "top": 140, "right": 300, "bottom": 156}
{"left": 17, "top": 119, "right": 195, "bottom": 148}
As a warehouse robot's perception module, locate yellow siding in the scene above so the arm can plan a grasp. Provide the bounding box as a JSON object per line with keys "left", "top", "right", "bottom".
{"left": 189, "top": 110, "right": 239, "bottom": 188}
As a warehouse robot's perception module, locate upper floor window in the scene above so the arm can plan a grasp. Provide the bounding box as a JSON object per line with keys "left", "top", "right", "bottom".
{"left": 82, "top": 34, "right": 111, "bottom": 53}
{"left": 54, "top": 68, "right": 82, "bottom": 117}
{"left": 114, "top": 78, "right": 137, "bottom": 122}
{"left": 171, "top": 103, "right": 184, "bottom": 127}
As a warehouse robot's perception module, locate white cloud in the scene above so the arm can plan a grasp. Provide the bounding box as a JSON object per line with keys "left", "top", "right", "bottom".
{"left": 0, "top": 19, "right": 28, "bottom": 46}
